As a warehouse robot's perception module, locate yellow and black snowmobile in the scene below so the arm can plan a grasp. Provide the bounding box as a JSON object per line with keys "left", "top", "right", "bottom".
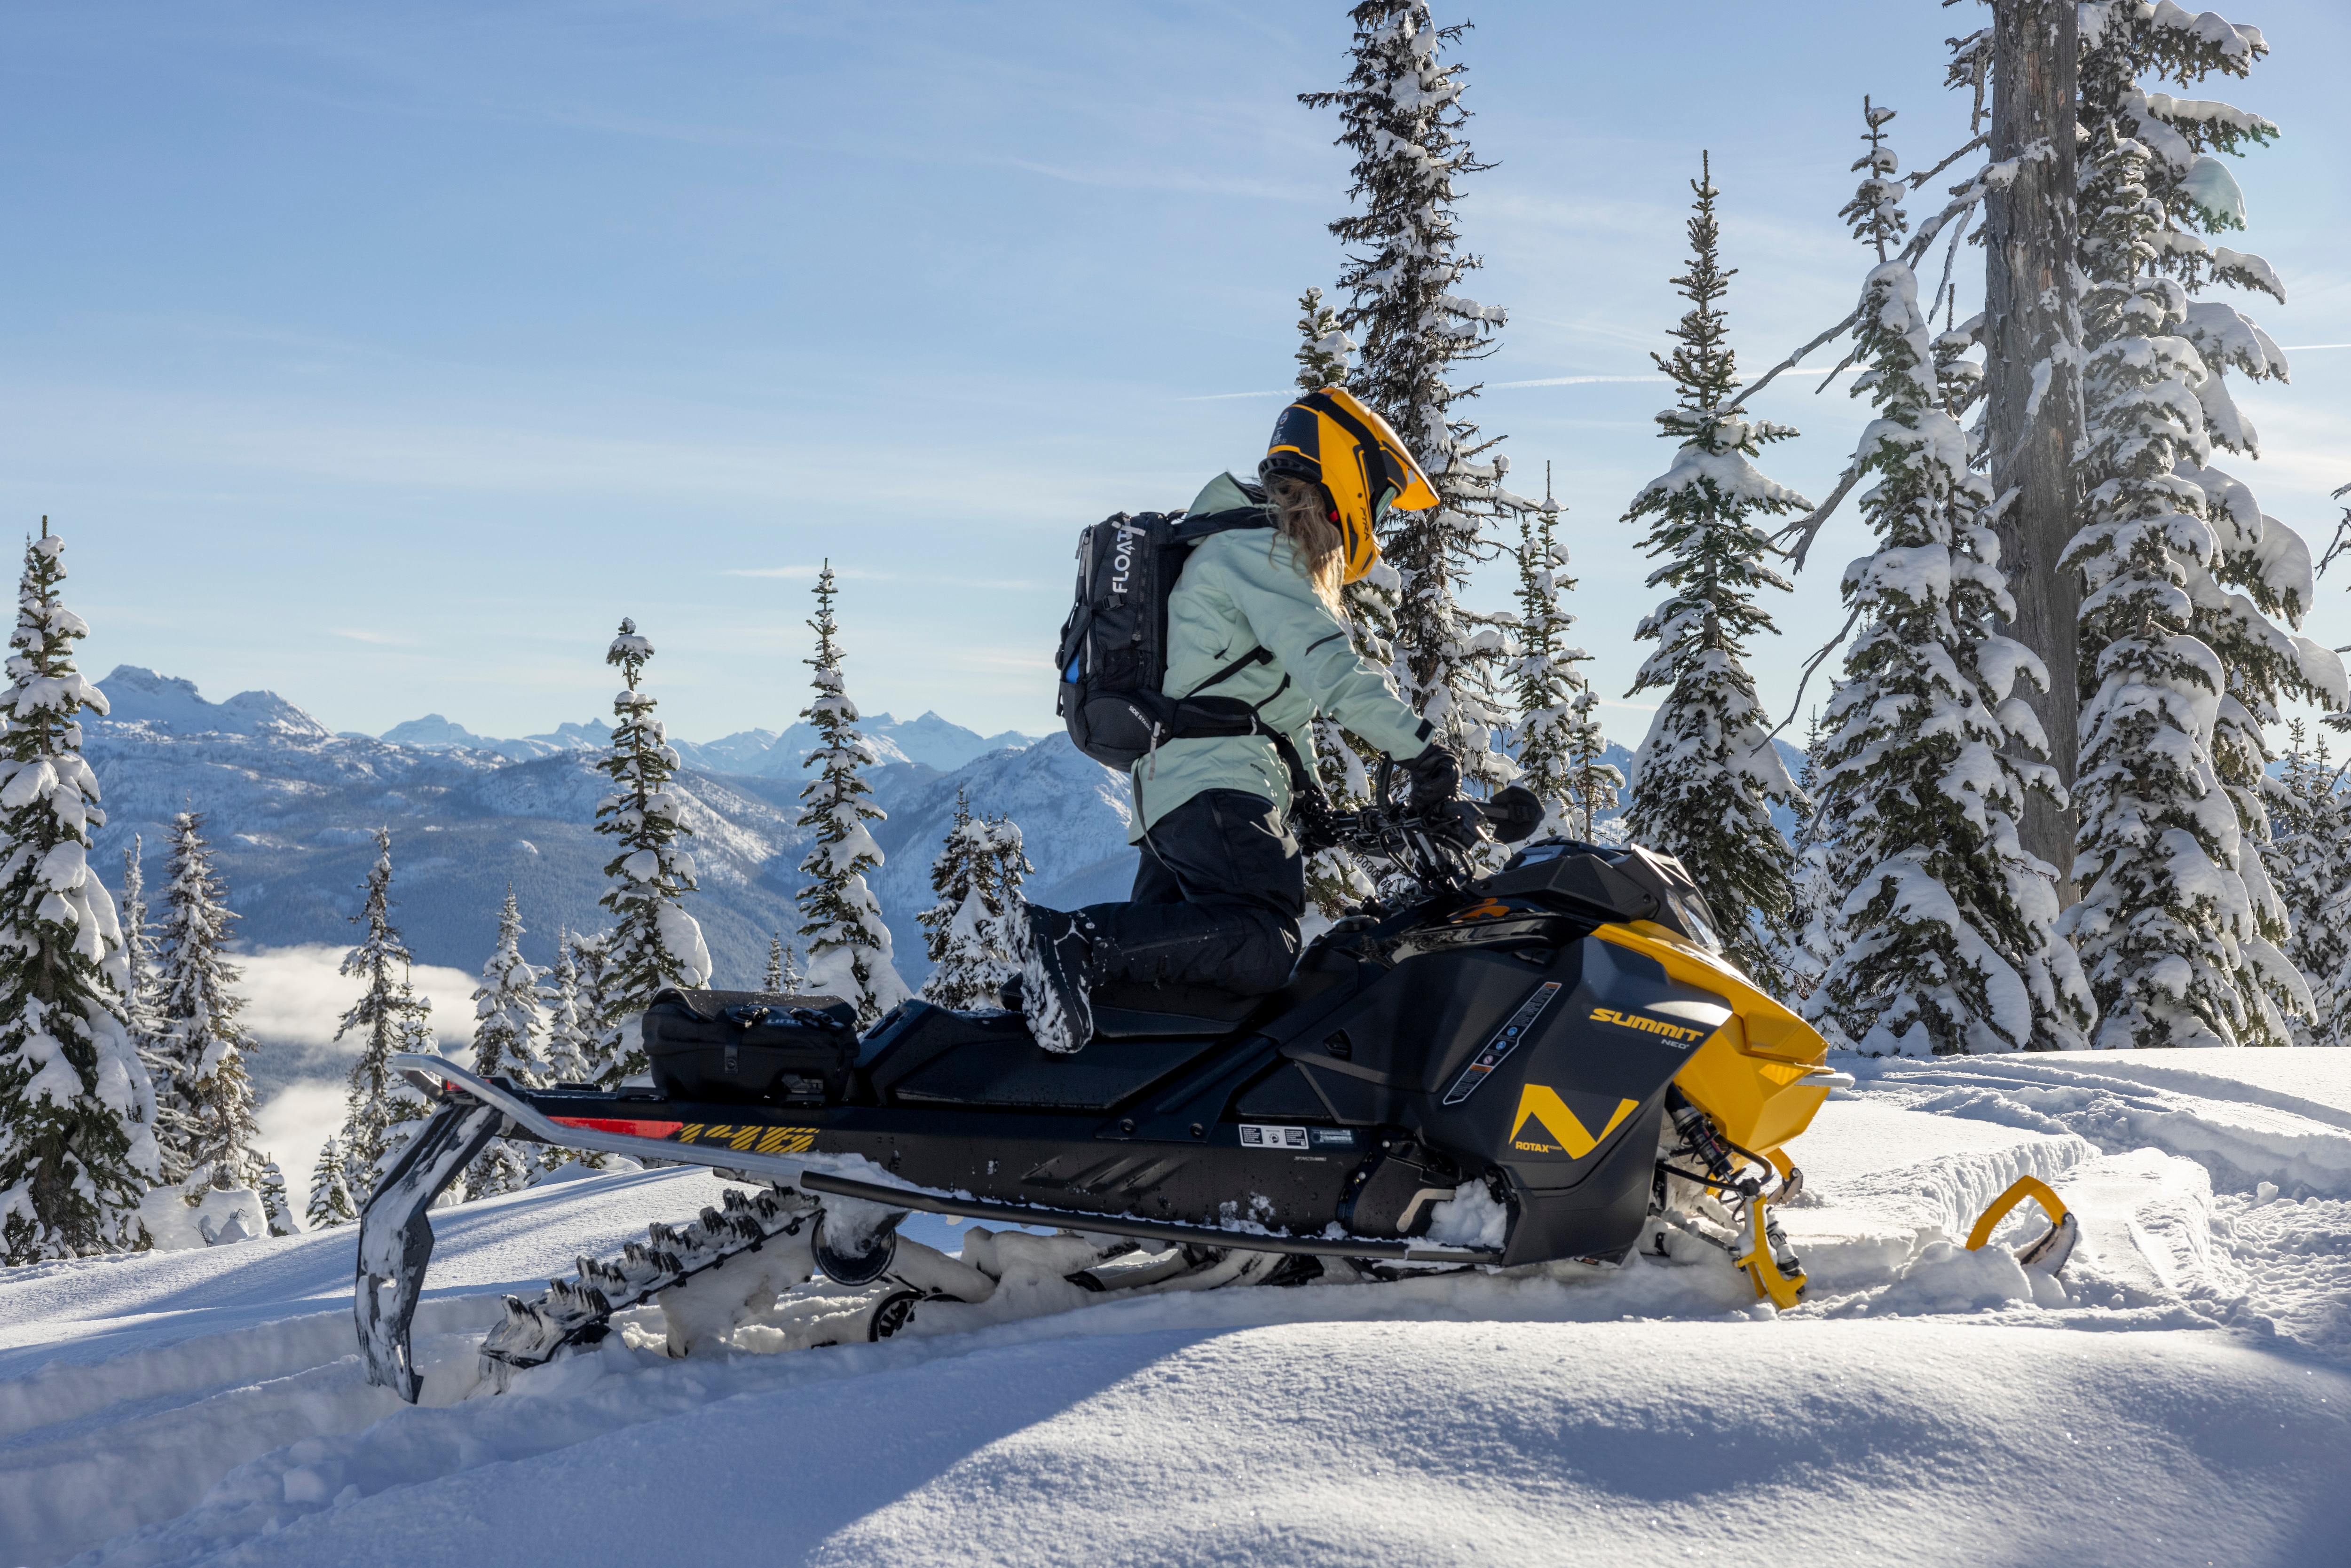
{"left": 357, "top": 772, "right": 1846, "bottom": 1403}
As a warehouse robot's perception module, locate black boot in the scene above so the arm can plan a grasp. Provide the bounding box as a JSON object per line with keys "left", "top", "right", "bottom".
{"left": 1005, "top": 905, "right": 1097, "bottom": 1055}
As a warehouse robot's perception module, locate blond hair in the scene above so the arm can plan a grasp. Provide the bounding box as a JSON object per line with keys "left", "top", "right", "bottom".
{"left": 1265, "top": 474, "right": 1346, "bottom": 610}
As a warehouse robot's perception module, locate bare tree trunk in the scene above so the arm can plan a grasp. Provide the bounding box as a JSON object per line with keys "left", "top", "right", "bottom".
{"left": 1984, "top": 0, "right": 2083, "bottom": 902}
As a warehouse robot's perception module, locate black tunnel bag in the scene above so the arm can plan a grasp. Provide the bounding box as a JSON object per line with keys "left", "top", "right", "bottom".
{"left": 642, "top": 987, "right": 860, "bottom": 1104}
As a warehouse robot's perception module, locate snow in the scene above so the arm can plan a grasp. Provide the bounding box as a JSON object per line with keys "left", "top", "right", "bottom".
{"left": 5, "top": 1055, "right": 2351, "bottom": 1564}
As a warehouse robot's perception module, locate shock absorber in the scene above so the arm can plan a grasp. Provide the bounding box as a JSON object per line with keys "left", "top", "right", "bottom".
{"left": 1665, "top": 1087, "right": 1755, "bottom": 1197}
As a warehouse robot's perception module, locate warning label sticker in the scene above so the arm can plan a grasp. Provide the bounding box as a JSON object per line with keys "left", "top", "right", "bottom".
{"left": 1239, "top": 1124, "right": 1311, "bottom": 1150}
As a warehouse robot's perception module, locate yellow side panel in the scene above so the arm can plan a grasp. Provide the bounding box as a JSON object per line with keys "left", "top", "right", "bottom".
{"left": 1598, "top": 923, "right": 1833, "bottom": 1156}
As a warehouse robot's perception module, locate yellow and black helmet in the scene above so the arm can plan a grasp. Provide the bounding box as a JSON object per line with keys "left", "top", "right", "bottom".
{"left": 1259, "top": 386, "right": 1439, "bottom": 583}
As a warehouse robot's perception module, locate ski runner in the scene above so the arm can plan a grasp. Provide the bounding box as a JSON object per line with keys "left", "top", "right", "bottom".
{"left": 1007, "top": 388, "right": 1480, "bottom": 1053}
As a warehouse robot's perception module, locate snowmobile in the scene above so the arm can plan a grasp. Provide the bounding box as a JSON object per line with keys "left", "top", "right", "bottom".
{"left": 356, "top": 769, "right": 1856, "bottom": 1404}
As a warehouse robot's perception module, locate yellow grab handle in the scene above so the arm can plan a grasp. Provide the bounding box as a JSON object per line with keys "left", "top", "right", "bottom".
{"left": 1966, "top": 1176, "right": 2070, "bottom": 1252}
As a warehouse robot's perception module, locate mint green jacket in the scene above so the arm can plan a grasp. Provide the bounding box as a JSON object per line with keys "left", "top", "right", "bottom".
{"left": 1126, "top": 473, "right": 1432, "bottom": 843}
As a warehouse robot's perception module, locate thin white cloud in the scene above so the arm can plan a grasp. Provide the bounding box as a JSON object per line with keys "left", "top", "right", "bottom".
{"left": 331, "top": 629, "right": 412, "bottom": 645}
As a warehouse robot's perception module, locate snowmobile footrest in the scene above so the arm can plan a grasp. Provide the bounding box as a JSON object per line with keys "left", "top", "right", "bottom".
{"left": 794, "top": 1172, "right": 1499, "bottom": 1265}
{"left": 355, "top": 1102, "right": 506, "bottom": 1403}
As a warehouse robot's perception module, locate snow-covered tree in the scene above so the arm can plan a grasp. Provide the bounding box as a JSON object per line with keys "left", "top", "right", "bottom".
{"left": 2057, "top": 47, "right": 2307, "bottom": 1048}
{"left": 255, "top": 1156, "right": 296, "bottom": 1237}
{"left": 593, "top": 620, "right": 711, "bottom": 1082}
{"left": 1507, "top": 493, "right": 1615, "bottom": 841}
{"left": 330, "top": 828, "right": 433, "bottom": 1208}
{"left": 564, "top": 929, "right": 616, "bottom": 1081}
{"left": 1294, "top": 286, "right": 1356, "bottom": 390}
{"left": 305, "top": 1134, "right": 354, "bottom": 1229}
{"left": 763, "top": 931, "right": 803, "bottom": 994}
{"left": 2272, "top": 721, "right": 2351, "bottom": 1047}
{"left": 118, "top": 834, "right": 181, "bottom": 1181}
{"left": 1303, "top": 0, "right": 1525, "bottom": 791}
{"left": 794, "top": 566, "right": 909, "bottom": 1028}
{"left": 534, "top": 928, "right": 606, "bottom": 1175}
{"left": 1800, "top": 104, "right": 2093, "bottom": 1056}
{"left": 0, "top": 526, "right": 158, "bottom": 1263}
{"left": 462, "top": 887, "right": 545, "bottom": 1201}
{"left": 918, "top": 790, "right": 1022, "bottom": 1011}
{"left": 2066, "top": 3, "right": 2333, "bottom": 1048}
{"left": 1620, "top": 157, "right": 1810, "bottom": 989}
{"left": 540, "top": 928, "right": 592, "bottom": 1082}
{"left": 150, "top": 810, "right": 268, "bottom": 1194}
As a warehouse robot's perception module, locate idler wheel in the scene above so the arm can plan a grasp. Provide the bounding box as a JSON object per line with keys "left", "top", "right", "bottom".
{"left": 813, "top": 1206, "right": 902, "bottom": 1285}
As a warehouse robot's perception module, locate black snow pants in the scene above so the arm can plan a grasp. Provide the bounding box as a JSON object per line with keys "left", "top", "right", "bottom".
{"left": 1079, "top": 788, "right": 1306, "bottom": 997}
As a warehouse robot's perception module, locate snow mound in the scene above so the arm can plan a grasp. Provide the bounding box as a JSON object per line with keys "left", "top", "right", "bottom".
{"left": 4, "top": 1053, "right": 2351, "bottom": 1564}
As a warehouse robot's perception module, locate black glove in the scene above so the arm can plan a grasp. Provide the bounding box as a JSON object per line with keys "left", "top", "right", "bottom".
{"left": 1403, "top": 744, "right": 1462, "bottom": 804}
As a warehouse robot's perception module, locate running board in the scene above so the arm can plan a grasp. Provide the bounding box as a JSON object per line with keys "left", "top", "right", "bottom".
{"left": 390, "top": 1054, "right": 1500, "bottom": 1267}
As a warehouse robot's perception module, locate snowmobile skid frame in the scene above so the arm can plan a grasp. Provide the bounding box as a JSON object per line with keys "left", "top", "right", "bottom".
{"left": 357, "top": 785, "right": 1858, "bottom": 1403}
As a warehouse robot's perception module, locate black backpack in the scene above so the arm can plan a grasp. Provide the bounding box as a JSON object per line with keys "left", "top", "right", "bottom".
{"left": 1054, "top": 498, "right": 1334, "bottom": 835}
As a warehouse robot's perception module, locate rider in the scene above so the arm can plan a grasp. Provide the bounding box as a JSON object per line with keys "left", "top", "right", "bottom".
{"left": 1004, "top": 386, "right": 1476, "bottom": 1055}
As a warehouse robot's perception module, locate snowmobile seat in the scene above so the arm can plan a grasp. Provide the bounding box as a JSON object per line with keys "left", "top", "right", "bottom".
{"left": 1089, "top": 980, "right": 1261, "bottom": 1040}
{"left": 860, "top": 1002, "right": 1226, "bottom": 1111}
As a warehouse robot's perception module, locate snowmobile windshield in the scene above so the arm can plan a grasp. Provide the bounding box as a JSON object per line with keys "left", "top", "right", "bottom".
{"left": 1665, "top": 887, "right": 1724, "bottom": 954}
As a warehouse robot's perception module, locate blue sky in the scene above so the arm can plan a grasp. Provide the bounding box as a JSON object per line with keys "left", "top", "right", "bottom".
{"left": 5, "top": 0, "right": 2346, "bottom": 746}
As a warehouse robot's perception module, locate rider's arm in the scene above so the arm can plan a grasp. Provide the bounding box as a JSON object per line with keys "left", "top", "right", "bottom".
{"left": 1217, "top": 534, "right": 1432, "bottom": 761}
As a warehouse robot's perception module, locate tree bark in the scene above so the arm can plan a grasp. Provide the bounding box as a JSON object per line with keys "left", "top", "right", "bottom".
{"left": 1984, "top": 0, "right": 2083, "bottom": 902}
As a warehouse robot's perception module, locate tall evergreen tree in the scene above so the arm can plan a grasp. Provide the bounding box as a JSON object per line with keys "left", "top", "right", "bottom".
{"left": 918, "top": 790, "right": 1015, "bottom": 1010}
{"left": 794, "top": 566, "right": 909, "bottom": 1027}
{"left": 1293, "top": 286, "right": 1356, "bottom": 390}
{"left": 1802, "top": 103, "right": 2092, "bottom": 1055}
{"left": 593, "top": 621, "right": 711, "bottom": 1081}
{"left": 151, "top": 810, "right": 269, "bottom": 1193}
{"left": 2064, "top": 4, "right": 2326, "bottom": 1047}
{"left": 541, "top": 926, "right": 597, "bottom": 1086}
{"left": 462, "top": 887, "right": 546, "bottom": 1200}
{"left": 1620, "top": 158, "right": 1810, "bottom": 988}
{"left": 0, "top": 526, "right": 159, "bottom": 1263}
{"left": 330, "top": 828, "right": 433, "bottom": 1208}
{"left": 305, "top": 1133, "right": 354, "bottom": 1229}
{"left": 2058, "top": 30, "right": 2312, "bottom": 1048}
{"left": 118, "top": 834, "right": 180, "bottom": 1182}
{"left": 561, "top": 930, "right": 615, "bottom": 1080}
{"left": 2272, "top": 721, "right": 2351, "bottom": 1047}
{"left": 1507, "top": 489, "right": 1614, "bottom": 841}
{"left": 255, "top": 1156, "right": 296, "bottom": 1237}
{"left": 1303, "top": 0, "right": 1524, "bottom": 791}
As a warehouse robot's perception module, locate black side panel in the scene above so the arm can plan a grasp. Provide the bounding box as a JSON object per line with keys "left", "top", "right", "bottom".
{"left": 1499, "top": 1097, "right": 1669, "bottom": 1266}
{"left": 1277, "top": 946, "right": 1581, "bottom": 1100}
{"left": 889, "top": 1034, "right": 1226, "bottom": 1111}
{"left": 1233, "top": 1062, "right": 1336, "bottom": 1122}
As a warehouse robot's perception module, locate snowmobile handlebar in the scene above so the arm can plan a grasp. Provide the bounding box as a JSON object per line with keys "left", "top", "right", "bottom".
{"left": 1314, "top": 762, "right": 1544, "bottom": 891}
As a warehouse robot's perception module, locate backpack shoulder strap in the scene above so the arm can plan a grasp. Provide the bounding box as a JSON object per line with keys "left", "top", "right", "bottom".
{"left": 1168, "top": 505, "right": 1273, "bottom": 544}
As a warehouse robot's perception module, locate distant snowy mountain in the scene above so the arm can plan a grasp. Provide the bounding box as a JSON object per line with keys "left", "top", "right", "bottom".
{"left": 101, "top": 666, "right": 333, "bottom": 741}
{"left": 88, "top": 671, "right": 1119, "bottom": 1016}
{"left": 374, "top": 707, "right": 1041, "bottom": 777}
{"left": 376, "top": 713, "right": 608, "bottom": 763}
